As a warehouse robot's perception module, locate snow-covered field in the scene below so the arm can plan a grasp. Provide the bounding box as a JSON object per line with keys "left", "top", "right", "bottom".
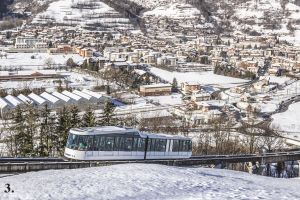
{"left": 150, "top": 67, "right": 248, "bottom": 88}
{"left": 1, "top": 164, "right": 300, "bottom": 200}
{"left": 0, "top": 53, "right": 84, "bottom": 70}
{"left": 146, "top": 93, "right": 183, "bottom": 106}
{"left": 272, "top": 101, "right": 300, "bottom": 136}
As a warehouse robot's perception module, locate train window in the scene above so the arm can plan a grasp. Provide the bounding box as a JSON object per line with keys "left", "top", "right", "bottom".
{"left": 178, "top": 140, "right": 182, "bottom": 151}
{"left": 114, "top": 137, "right": 120, "bottom": 151}
{"left": 188, "top": 140, "right": 192, "bottom": 151}
{"left": 105, "top": 137, "right": 114, "bottom": 151}
{"left": 94, "top": 135, "right": 105, "bottom": 151}
{"left": 133, "top": 137, "right": 139, "bottom": 151}
{"left": 66, "top": 134, "right": 79, "bottom": 150}
{"left": 184, "top": 140, "right": 190, "bottom": 151}
{"left": 94, "top": 135, "right": 100, "bottom": 151}
{"left": 172, "top": 140, "right": 179, "bottom": 152}
{"left": 137, "top": 138, "right": 145, "bottom": 151}
{"left": 179, "top": 140, "right": 184, "bottom": 152}
{"left": 86, "top": 136, "right": 94, "bottom": 151}
{"left": 150, "top": 139, "right": 156, "bottom": 151}
{"left": 125, "top": 137, "right": 134, "bottom": 151}
{"left": 78, "top": 135, "right": 89, "bottom": 151}
{"left": 119, "top": 137, "right": 134, "bottom": 151}
{"left": 118, "top": 137, "right": 125, "bottom": 151}
{"left": 155, "top": 139, "right": 167, "bottom": 152}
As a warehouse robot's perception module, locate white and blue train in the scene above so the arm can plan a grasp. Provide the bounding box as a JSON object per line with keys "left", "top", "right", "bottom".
{"left": 64, "top": 126, "right": 192, "bottom": 160}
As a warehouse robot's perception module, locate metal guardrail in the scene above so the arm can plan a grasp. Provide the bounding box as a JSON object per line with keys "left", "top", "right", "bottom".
{"left": 1, "top": 152, "right": 300, "bottom": 173}
{"left": 0, "top": 157, "right": 66, "bottom": 163}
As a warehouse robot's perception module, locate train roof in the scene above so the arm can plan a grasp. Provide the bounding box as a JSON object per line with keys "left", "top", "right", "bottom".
{"left": 69, "top": 126, "right": 191, "bottom": 140}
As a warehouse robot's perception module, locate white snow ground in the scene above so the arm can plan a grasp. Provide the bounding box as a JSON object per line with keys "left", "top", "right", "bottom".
{"left": 272, "top": 101, "right": 300, "bottom": 136}
{"left": 150, "top": 67, "right": 248, "bottom": 88}
{"left": 1, "top": 164, "right": 300, "bottom": 200}
{"left": 0, "top": 53, "right": 84, "bottom": 70}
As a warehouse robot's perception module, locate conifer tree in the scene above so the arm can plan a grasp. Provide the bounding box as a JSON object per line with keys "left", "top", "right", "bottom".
{"left": 106, "top": 85, "right": 111, "bottom": 95}
{"left": 23, "top": 105, "right": 38, "bottom": 156}
{"left": 10, "top": 105, "right": 25, "bottom": 156}
{"left": 101, "top": 100, "right": 115, "bottom": 126}
{"left": 38, "top": 104, "right": 54, "bottom": 156}
{"left": 172, "top": 78, "right": 178, "bottom": 92}
{"left": 70, "top": 105, "right": 81, "bottom": 128}
{"left": 82, "top": 106, "right": 96, "bottom": 127}
{"left": 56, "top": 106, "right": 72, "bottom": 155}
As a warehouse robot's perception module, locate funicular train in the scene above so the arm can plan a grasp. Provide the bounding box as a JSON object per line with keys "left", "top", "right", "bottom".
{"left": 64, "top": 126, "right": 192, "bottom": 160}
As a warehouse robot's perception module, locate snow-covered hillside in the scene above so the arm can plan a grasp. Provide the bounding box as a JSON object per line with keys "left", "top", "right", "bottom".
{"left": 33, "top": 0, "right": 133, "bottom": 30}
{"left": 272, "top": 101, "right": 300, "bottom": 136}
{"left": 207, "top": 0, "right": 300, "bottom": 36}
{"left": 1, "top": 164, "right": 300, "bottom": 200}
{"left": 129, "top": 0, "right": 181, "bottom": 9}
{"left": 9, "top": 0, "right": 53, "bottom": 15}
{"left": 143, "top": 3, "right": 201, "bottom": 19}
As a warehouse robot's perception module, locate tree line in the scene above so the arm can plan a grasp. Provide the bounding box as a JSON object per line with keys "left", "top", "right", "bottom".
{"left": 1, "top": 101, "right": 115, "bottom": 157}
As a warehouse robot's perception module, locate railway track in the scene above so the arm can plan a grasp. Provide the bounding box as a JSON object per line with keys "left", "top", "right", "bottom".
{"left": 0, "top": 157, "right": 66, "bottom": 163}
{"left": 1, "top": 151, "right": 300, "bottom": 174}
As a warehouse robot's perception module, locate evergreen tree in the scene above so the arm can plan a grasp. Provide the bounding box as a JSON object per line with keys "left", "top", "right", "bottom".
{"left": 55, "top": 106, "right": 72, "bottom": 155}
{"left": 10, "top": 105, "right": 25, "bottom": 156}
{"left": 101, "top": 100, "right": 115, "bottom": 126}
{"left": 57, "top": 79, "right": 63, "bottom": 93}
{"left": 38, "top": 104, "right": 55, "bottom": 156}
{"left": 66, "top": 58, "right": 75, "bottom": 68}
{"left": 172, "top": 78, "right": 178, "bottom": 92}
{"left": 106, "top": 85, "right": 111, "bottom": 95}
{"left": 70, "top": 105, "right": 81, "bottom": 128}
{"left": 82, "top": 106, "right": 96, "bottom": 127}
{"left": 23, "top": 105, "right": 38, "bottom": 156}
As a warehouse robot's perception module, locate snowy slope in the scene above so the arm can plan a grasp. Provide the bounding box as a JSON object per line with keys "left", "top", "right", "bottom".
{"left": 209, "top": 0, "right": 300, "bottom": 36}
{"left": 143, "top": 3, "right": 201, "bottom": 19}
{"left": 32, "top": 0, "right": 133, "bottom": 30}
{"left": 1, "top": 164, "right": 300, "bottom": 200}
{"left": 129, "top": 0, "right": 181, "bottom": 9}
{"left": 10, "top": 0, "right": 53, "bottom": 14}
{"left": 272, "top": 101, "right": 300, "bottom": 136}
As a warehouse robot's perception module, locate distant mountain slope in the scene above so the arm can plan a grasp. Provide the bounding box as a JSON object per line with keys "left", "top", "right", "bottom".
{"left": 3, "top": 0, "right": 300, "bottom": 40}
{"left": 33, "top": 0, "right": 134, "bottom": 31}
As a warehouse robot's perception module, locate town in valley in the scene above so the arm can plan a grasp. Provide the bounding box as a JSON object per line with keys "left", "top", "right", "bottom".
{"left": 1, "top": 0, "right": 300, "bottom": 199}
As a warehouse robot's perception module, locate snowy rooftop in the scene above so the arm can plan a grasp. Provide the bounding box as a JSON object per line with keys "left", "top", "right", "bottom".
{"left": 40, "top": 92, "right": 60, "bottom": 104}
{"left": 0, "top": 97, "right": 8, "bottom": 108}
{"left": 17, "top": 94, "right": 32, "bottom": 104}
{"left": 62, "top": 91, "right": 82, "bottom": 101}
{"left": 28, "top": 93, "right": 46, "bottom": 105}
{"left": 4, "top": 95, "right": 22, "bottom": 107}
{"left": 82, "top": 89, "right": 102, "bottom": 99}
{"left": 52, "top": 92, "right": 71, "bottom": 102}
{"left": 73, "top": 90, "right": 92, "bottom": 100}
{"left": 140, "top": 83, "right": 172, "bottom": 89}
